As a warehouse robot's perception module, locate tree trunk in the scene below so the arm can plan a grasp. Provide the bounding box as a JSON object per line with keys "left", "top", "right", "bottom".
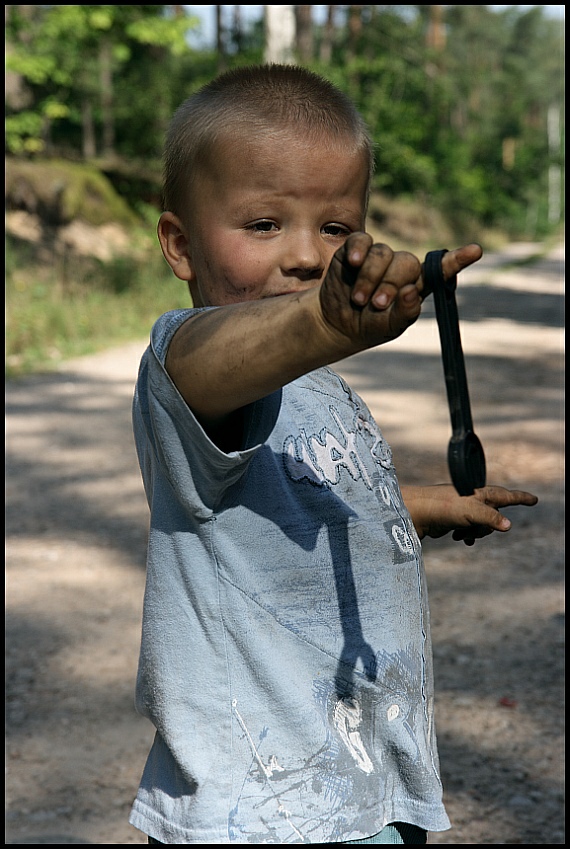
{"left": 232, "top": 5, "right": 243, "bottom": 54}
{"left": 548, "top": 103, "right": 561, "bottom": 225}
{"left": 264, "top": 5, "right": 296, "bottom": 64}
{"left": 346, "top": 5, "right": 363, "bottom": 62}
{"left": 100, "top": 36, "right": 114, "bottom": 158}
{"left": 426, "top": 5, "right": 446, "bottom": 52}
{"left": 295, "top": 5, "right": 313, "bottom": 63}
{"left": 425, "top": 6, "right": 446, "bottom": 82}
{"left": 319, "top": 6, "right": 336, "bottom": 63}
{"left": 216, "top": 5, "right": 227, "bottom": 72}
{"left": 81, "top": 98, "right": 97, "bottom": 159}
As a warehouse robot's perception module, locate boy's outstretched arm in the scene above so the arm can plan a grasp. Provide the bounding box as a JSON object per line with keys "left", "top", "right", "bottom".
{"left": 165, "top": 234, "right": 481, "bottom": 440}
{"left": 400, "top": 484, "right": 538, "bottom": 545}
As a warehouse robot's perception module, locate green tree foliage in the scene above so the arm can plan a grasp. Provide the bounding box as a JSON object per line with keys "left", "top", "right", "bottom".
{"left": 307, "top": 5, "right": 564, "bottom": 236}
{"left": 5, "top": 5, "right": 199, "bottom": 159}
{"left": 5, "top": 4, "right": 564, "bottom": 238}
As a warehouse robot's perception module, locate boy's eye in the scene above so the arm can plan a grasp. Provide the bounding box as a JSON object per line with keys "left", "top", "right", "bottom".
{"left": 322, "top": 223, "right": 351, "bottom": 237}
{"left": 248, "top": 220, "right": 278, "bottom": 233}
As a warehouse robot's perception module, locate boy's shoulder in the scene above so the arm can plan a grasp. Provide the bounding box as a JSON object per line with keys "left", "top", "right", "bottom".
{"left": 149, "top": 308, "right": 208, "bottom": 364}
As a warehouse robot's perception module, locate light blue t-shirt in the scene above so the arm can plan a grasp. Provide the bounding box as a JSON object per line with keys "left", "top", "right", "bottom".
{"left": 129, "top": 309, "right": 451, "bottom": 844}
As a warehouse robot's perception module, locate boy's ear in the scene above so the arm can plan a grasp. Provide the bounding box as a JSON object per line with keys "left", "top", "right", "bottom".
{"left": 157, "top": 211, "right": 195, "bottom": 281}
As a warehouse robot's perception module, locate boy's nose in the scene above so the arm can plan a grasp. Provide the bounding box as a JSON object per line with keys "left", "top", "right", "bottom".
{"left": 281, "top": 232, "right": 327, "bottom": 281}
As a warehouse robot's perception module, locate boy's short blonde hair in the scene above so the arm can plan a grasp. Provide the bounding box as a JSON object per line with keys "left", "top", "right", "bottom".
{"left": 162, "top": 64, "right": 374, "bottom": 218}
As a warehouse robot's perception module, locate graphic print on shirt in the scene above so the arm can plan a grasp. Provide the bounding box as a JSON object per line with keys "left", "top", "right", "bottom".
{"left": 332, "top": 695, "right": 374, "bottom": 774}
{"left": 228, "top": 691, "right": 379, "bottom": 843}
{"left": 228, "top": 648, "right": 428, "bottom": 844}
{"left": 282, "top": 401, "right": 419, "bottom": 565}
{"left": 230, "top": 700, "right": 306, "bottom": 843}
{"left": 283, "top": 406, "right": 392, "bottom": 491}
{"left": 318, "top": 648, "right": 424, "bottom": 784}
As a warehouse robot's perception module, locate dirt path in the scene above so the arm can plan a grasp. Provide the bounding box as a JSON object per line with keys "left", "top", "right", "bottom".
{"left": 6, "top": 244, "right": 565, "bottom": 845}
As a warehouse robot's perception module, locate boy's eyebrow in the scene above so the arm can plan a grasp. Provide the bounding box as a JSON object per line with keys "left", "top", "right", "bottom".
{"left": 229, "top": 199, "right": 366, "bottom": 225}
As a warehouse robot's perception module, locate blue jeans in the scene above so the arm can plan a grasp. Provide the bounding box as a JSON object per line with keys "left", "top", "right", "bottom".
{"left": 148, "top": 822, "right": 427, "bottom": 844}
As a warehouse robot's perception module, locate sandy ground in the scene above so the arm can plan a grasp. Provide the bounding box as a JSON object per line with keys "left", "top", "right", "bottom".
{"left": 5, "top": 243, "right": 565, "bottom": 844}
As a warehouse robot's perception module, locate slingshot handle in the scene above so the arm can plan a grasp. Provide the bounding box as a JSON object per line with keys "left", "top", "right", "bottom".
{"left": 425, "top": 249, "right": 486, "bottom": 495}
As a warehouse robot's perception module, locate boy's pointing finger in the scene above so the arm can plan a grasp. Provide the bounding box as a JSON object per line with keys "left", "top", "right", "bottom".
{"left": 418, "top": 243, "right": 483, "bottom": 299}
{"left": 441, "top": 243, "right": 483, "bottom": 278}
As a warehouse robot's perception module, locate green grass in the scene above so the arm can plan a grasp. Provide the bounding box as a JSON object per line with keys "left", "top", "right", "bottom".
{"left": 6, "top": 234, "right": 191, "bottom": 378}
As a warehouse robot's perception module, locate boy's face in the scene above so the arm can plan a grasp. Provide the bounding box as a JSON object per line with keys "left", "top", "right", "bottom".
{"left": 169, "top": 130, "right": 369, "bottom": 307}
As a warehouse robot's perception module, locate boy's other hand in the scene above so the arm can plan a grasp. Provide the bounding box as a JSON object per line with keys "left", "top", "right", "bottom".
{"left": 401, "top": 484, "right": 539, "bottom": 545}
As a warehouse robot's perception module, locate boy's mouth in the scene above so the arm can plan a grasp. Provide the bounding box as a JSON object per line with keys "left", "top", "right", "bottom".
{"left": 266, "top": 285, "right": 317, "bottom": 299}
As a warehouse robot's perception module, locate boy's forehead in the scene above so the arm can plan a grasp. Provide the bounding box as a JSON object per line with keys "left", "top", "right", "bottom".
{"left": 209, "top": 124, "right": 369, "bottom": 183}
{"left": 217, "top": 121, "right": 363, "bottom": 154}
{"left": 178, "top": 124, "right": 370, "bottom": 224}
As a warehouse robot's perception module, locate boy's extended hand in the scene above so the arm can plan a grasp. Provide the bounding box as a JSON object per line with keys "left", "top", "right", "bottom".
{"left": 400, "top": 484, "right": 539, "bottom": 545}
{"left": 320, "top": 234, "right": 482, "bottom": 349}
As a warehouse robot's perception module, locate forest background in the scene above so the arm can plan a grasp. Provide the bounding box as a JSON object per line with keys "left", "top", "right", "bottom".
{"left": 5, "top": 4, "right": 565, "bottom": 375}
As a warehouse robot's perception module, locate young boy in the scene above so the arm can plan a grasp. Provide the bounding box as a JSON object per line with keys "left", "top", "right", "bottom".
{"left": 130, "top": 65, "right": 537, "bottom": 845}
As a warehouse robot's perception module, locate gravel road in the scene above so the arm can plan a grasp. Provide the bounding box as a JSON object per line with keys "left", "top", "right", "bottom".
{"left": 6, "top": 243, "right": 564, "bottom": 844}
